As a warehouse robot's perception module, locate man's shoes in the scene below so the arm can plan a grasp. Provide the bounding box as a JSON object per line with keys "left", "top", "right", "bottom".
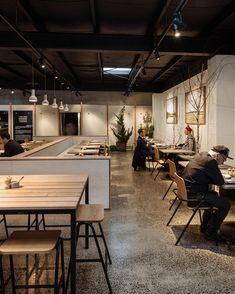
{"left": 205, "top": 231, "right": 227, "bottom": 243}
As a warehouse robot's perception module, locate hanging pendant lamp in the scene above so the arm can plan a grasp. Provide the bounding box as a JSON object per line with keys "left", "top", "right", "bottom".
{"left": 64, "top": 104, "right": 69, "bottom": 111}
{"left": 51, "top": 77, "right": 58, "bottom": 108}
{"left": 29, "top": 52, "right": 38, "bottom": 103}
{"left": 59, "top": 101, "right": 64, "bottom": 110}
{"left": 42, "top": 68, "right": 49, "bottom": 105}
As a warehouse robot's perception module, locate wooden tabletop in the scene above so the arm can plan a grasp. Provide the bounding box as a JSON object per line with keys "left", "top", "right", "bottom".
{"left": 159, "top": 148, "right": 195, "bottom": 154}
{"left": 0, "top": 174, "right": 88, "bottom": 211}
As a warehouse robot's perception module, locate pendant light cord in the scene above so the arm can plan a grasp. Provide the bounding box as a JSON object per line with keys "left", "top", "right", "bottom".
{"left": 31, "top": 51, "right": 34, "bottom": 88}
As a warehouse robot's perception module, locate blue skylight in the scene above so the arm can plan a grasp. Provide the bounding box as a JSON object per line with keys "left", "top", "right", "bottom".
{"left": 103, "top": 67, "right": 131, "bottom": 75}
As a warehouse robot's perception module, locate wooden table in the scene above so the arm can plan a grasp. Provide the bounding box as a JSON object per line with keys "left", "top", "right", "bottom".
{"left": 0, "top": 174, "right": 89, "bottom": 294}
{"left": 159, "top": 148, "right": 195, "bottom": 155}
{"left": 68, "top": 149, "right": 99, "bottom": 155}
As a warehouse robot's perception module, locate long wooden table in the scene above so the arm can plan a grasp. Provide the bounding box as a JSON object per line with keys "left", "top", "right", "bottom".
{"left": 159, "top": 148, "right": 195, "bottom": 155}
{"left": 0, "top": 174, "right": 89, "bottom": 294}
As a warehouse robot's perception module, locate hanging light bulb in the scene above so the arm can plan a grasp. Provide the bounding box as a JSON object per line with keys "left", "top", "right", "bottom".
{"left": 29, "top": 52, "right": 37, "bottom": 103}
{"left": 29, "top": 89, "right": 38, "bottom": 103}
{"left": 64, "top": 104, "right": 69, "bottom": 111}
{"left": 59, "top": 101, "right": 64, "bottom": 110}
{"left": 52, "top": 98, "right": 58, "bottom": 108}
{"left": 42, "top": 68, "right": 49, "bottom": 105}
{"left": 42, "top": 93, "right": 49, "bottom": 105}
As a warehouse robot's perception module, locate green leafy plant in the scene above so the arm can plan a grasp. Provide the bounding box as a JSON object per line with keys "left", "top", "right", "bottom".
{"left": 142, "top": 112, "right": 154, "bottom": 138}
{"left": 111, "top": 106, "right": 133, "bottom": 151}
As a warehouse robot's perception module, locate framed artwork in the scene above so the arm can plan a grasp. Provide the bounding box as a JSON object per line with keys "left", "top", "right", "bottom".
{"left": 166, "top": 96, "right": 177, "bottom": 124}
{"left": 185, "top": 86, "right": 206, "bottom": 125}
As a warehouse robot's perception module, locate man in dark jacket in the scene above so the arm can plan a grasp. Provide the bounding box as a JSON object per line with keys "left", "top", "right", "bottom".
{"left": 132, "top": 128, "right": 153, "bottom": 170}
{"left": 0, "top": 132, "right": 24, "bottom": 157}
{"left": 181, "top": 145, "right": 231, "bottom": 242}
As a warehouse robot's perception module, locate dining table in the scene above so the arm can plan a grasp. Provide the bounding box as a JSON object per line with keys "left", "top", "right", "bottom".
{"left": 0, "top": 174, "right": 89, "bottom": 294}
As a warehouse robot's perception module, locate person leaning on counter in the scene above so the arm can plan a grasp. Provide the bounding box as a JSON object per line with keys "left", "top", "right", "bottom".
{"left": 0, "top": 132, "right": 24, "bottom": 157}
{"left": 181, "top": 145, "right": 231, "bottom": 243}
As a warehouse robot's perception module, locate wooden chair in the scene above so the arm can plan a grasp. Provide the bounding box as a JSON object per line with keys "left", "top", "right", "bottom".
{"left": 0, "top": 230, "right": 65, "bottom": 293}
{"left": 162, "top": 159, "right": 177, "bottom": 200}
{"left": 67, "top": 204, "right": 112, "bottom": 293}
{"left": 151, "top": 147, "right": 165, "bottom": 179}
{"left": 167, "top": 173, "right": 215, "bottom": 246}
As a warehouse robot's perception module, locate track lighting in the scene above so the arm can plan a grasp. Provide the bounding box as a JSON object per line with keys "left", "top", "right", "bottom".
{"left": 153, "top": 49, "right": 160, "bottom": 60}
{"left": 173, "top": 11, "right": 185, "bottom": 38}
{"left": 10, "top": 89, "right": 14, "bottom": 94}
{"left": 39, "top": 57, "right": 46, "bottom": 68}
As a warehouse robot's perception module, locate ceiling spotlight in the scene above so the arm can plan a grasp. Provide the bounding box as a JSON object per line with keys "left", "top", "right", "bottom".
{"left": 54, "top": 75, "right": 58, "bottom": 79}
{"left": 39, "top": 58, "right": 46, "bottom": 68}
{"left": 173, "top": 24, "right": 181, "bottom": 37}
{"left": 173, "top": 11, "right": 185, "bottom": 38}
{"left": 10, "top": 89, "right": 14, "bottom": 94}
{"left": 153, "top": 49, "right": 160, "bottom": 60}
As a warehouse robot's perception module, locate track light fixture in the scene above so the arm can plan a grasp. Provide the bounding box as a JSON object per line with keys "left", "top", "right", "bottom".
{"left": 173, "top": 11, "right": 185, "bottom": 38}
{"left": 39, "top": 57, "right": 46, "bottom": 68}
{"left": 153, "top": 49, "right": 160, "bottom": 60}
{"left": 10, "top": 89, "right": 14, "bottom": 94}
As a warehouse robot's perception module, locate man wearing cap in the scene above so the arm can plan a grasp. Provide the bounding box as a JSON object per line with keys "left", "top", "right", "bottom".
{"left": 181, "top": 145, "right": 231, "bottom": 242}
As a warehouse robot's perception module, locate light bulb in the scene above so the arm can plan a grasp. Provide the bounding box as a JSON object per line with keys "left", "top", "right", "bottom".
{"left": 29, "top": 89, "right": 37, "bottom": 103}
{"left": 59, "top": 101, "right": 64, "bottom": 110}
{"left": 51, "top": 98, "right": 58, "bottom": 108}
{"left": 42, "top": 93, "right": 49, "bottom": 105}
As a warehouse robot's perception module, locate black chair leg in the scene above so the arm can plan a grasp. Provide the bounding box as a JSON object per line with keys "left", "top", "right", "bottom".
{"left": 154, "top": 169, "right": 161, "bottom": 181}
{"left": 151, "top": 163, "right": 158, "bottom": 175}
{"left": 175, "top": 207, "right": 199, "bottom": 246}
{"left": 98, "top": 223, "right": 112, "bottom": 265}
{"left": 9, "top": 255, "right": 16, "bottom": 294}
{"left": 90, "top": 224, "right": 113, "bottom": 294}
{"left": 166, "top": 201, "right": 182, "bottom": 226}
{"left": 162, "top": 181, "right": 173, "bottom": 200}
{"left": 169, "top": 196, "right": 177, "bottom": 211}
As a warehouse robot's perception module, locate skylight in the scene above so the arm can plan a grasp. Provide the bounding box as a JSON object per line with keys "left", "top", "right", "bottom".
{"left": 103, "top": 67, "right": 131, "bottom": 75}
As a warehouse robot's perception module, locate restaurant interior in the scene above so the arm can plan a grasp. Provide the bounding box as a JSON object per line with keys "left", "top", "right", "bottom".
{"left": 0, "top": 0, "right": 235, "bottom": 293}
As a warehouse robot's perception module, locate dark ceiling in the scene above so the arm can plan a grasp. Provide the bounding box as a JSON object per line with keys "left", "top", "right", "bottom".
{"left": 0, "top": 0, "right": 235, "bottom": 94}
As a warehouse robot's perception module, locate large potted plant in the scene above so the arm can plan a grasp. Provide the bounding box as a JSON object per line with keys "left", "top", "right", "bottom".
{"left": 111, "top": 106, "right": 133, "bottom": 151}
{"left": 141, "top": 112, "right": 154, "bottom": 138}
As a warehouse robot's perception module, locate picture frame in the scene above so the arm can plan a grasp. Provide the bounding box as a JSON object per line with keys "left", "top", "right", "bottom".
{"left": 185, "top": 87, "right": 206, "bottom": 125}
{"left": 166, "top": 96, "right": 177, "bottom": 124}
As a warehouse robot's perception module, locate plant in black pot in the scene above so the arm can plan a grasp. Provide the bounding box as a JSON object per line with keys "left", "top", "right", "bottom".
{"left": 111, "top": 106, "right": 133, "bottom": 151}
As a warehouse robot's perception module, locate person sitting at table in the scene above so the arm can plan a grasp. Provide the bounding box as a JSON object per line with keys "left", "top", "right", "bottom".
{"left": 0, "top": 132, "right": 24, "bottom": 157}
{"left": 181, "top": 145, "right": 232, "bottom": 242}
{"left": 132, "top": 128, "right": 154, "bottom": 171}
{"left": 178, "top": 125, "right": 196, "bottom": 151}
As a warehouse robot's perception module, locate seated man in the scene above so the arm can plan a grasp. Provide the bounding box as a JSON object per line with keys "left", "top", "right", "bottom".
{"left": 0, "top": 132, "right": 24, "bottom": 157}
{"left": 132, "top": 128, "right": 154, "bottom": 170}
{"left": 181, "top": 145, "right": 231, "bottom": 242}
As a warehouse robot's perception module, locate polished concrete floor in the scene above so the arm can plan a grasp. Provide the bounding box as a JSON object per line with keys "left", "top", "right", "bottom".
{"left": 1, "top": 151, "right": 235, "bottom": 293}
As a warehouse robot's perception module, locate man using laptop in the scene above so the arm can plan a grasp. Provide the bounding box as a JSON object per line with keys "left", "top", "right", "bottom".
{"left": 182, "top": 145, "right": 232, "bottom": 242}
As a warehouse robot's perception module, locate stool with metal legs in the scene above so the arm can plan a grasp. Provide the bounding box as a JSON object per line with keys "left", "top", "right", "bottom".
{"left": 0, "top": 230, "right": 65, "bottom": 293}
{"left": 73, "top": 204, "right": 112, "bottom": 293}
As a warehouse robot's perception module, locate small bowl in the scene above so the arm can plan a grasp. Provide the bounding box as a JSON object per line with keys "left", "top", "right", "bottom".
{"left": 10, "top": 181, "right": 20, "bottom": 189}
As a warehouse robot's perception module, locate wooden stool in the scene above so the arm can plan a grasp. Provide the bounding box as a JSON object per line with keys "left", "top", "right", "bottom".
{"left": 76, "top": 204, "right": 112, "bottom": 293}
{"left": 0, "top": 230, "right": 65, "bottom": 293}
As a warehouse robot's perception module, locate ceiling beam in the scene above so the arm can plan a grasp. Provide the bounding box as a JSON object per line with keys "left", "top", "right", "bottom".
{"left": 0, "top": 62, "right": 27, "bottom": 79}
{"left": 0, "top": 32, "right": 234, "bottom": 55}
{"left": 89, "top": 0, "right": 100, "bottom": 34}
{"left": 17, "top": 2, "right": 80, "bottom": 89}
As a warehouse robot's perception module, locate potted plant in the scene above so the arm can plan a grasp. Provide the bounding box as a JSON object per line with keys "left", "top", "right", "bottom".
{"left": 111, "top": 106, "right": 133, "bottom": 151}
{"left": 141, "top": 112, "right": 154, "bottom": 138}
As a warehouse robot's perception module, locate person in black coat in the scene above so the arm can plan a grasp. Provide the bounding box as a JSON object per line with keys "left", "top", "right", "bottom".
{"left": 0, "top": 132, "right": 24, "bottom": 157}
{"left": 181, "top": 145, "right": 231, "bottom": 242}
{"left": 132, "top": 128, "right": 153, "bottom": 171}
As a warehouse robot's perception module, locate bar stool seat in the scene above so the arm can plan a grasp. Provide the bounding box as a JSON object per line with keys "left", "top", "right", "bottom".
{"left": 0, "top": 230, "right": 65, "bottom": 293}
{"left": 75, "top": 204, "right": 112, "bottom": 293}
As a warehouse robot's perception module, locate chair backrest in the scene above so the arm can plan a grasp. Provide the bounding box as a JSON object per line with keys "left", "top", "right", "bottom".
{"left": 154, "top": 147, "right": 160, "bottom": 161}
{"left": 174, "top": 172, "right": 188, "bottom": 201}
{"left": 167, "top": 159, "right": 177, "bottom": 179}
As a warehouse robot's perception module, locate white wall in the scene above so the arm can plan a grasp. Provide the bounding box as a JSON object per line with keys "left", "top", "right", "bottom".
{"left": 152, "top": 55, "right": 235, "bottom": 165}
{"left": 36, "top": 106, "right": 59, "bottom": 136}
{"left": 82, "top": 105, "right": 107, "bottom": 136}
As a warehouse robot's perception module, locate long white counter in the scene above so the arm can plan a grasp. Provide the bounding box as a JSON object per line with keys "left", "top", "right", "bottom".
{"left": 0, "top": 137, "right": 111, "bottom": 208}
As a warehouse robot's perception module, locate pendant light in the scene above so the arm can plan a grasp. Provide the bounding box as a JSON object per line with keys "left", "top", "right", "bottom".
{"left": 29, "top": 52, "right": 38, "bottom": 103}
{"left": 59, "top": 101, "right": 64, "bottom": 110}
{"left": 64, "top": 104, "right": 69, "bottom": 111}
{"left": 51, "top": 78, "right": 58, "bottom": 108}
{"left": 42, "top": 68, "right": 49, "bottom": 105}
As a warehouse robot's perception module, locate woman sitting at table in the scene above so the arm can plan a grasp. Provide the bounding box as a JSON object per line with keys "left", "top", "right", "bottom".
{"left": 178, "top": 125, "right": 196, "bottom": 151}
{"left": 132, "top": 128, "right": 154, "bottom": 171}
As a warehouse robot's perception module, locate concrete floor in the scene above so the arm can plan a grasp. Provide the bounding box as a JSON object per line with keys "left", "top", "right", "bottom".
{"left": 1, "top": 151, "right": 235, "bottom": 293}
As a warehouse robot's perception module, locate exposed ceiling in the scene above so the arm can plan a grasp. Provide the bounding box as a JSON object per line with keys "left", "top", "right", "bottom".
{"left": 0, "top": 0, "right": 235, "bottom": 95}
